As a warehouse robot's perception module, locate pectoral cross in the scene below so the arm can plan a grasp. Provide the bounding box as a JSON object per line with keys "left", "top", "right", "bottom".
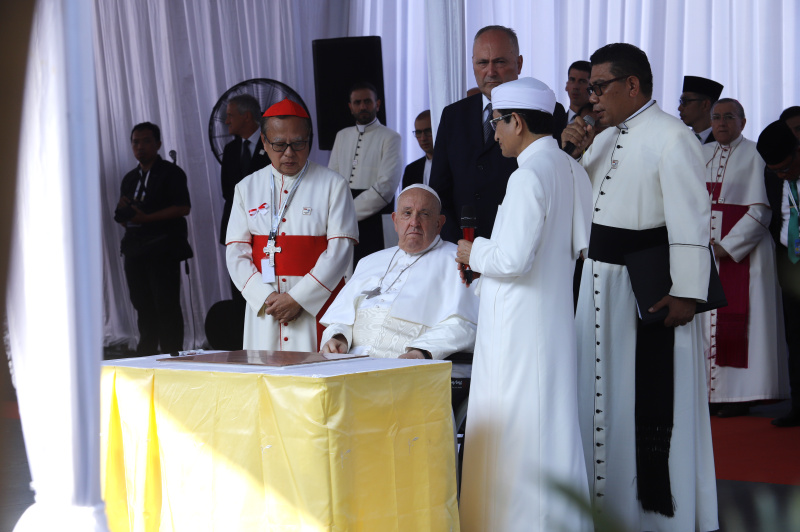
{"left": 263, "top": 241, "right": 282, "bottom": 267}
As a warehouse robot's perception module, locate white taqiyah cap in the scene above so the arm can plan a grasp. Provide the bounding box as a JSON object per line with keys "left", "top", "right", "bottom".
{"left": 491, "top": 77, "right": 556, "bottom": 115}
{"left": 399, "top": 184, "right": 441, "bottom": 205}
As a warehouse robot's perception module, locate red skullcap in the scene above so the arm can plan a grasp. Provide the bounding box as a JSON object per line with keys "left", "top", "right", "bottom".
{"left": 262, "top": 98, "right": 309, "bottom": 118}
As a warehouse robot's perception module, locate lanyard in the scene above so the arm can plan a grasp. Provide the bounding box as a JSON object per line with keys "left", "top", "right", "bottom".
{"left": 269, "top": 161, "right": 309, "bottom": 240}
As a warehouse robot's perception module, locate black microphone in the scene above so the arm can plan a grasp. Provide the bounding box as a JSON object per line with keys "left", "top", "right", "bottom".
{"left": 460, "top": 205, "right": 477, "bottom": 286}
{"left": 562, "top": 115, "right": 596, "bottom": 154}
{"left": 169, "top": 150, "right": 177, "bottom": 163}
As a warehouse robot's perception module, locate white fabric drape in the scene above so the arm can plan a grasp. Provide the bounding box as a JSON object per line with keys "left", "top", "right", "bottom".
{"left": 94, "top": 0, "right": 799, "bottom": 349}
{"left": 425, "top": 0, "right": 466, "bottom": 138}
{"left": 9, "top": 0, "right": 109, "bottom": 530}
{"left": 457, "top": 0, "right": 799, "bottom": 132}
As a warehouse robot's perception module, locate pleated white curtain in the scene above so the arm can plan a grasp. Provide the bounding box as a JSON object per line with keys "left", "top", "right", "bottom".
{"left": 9, "top": 0, "right": 109, "bottom": 529}
{"left": 446, "top": 0, "right": 799, "bottom": 135}
{"left": 96, "top": 0, "right": 799, "bottom": 349}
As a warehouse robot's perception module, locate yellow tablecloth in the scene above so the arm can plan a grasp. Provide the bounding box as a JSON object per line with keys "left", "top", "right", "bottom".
{"left": 100, "top": 357, "right": 459, "bottom": 531}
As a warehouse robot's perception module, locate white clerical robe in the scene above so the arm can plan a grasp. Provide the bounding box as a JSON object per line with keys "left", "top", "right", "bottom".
{"left": 460, "top": 137, "right": 593, "bottom": 532}
{"left": 576, "top": 102, "right": 718, "bottom": 531}
{"left": 701, "top": 136, "right": 789, "bottom": 402}
{"left": 328, "top": 120, "right": 402, "bottom": 221}
{"left": 319, "top": 237, "right": 479, "bottom": 359}
{"left": 226, "top": 162, "right": 358, "bottom": 351}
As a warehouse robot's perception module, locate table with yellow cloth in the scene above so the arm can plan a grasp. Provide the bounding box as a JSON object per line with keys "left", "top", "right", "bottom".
{"left": 100, "top": 355, "right": 459, "bottom": 531}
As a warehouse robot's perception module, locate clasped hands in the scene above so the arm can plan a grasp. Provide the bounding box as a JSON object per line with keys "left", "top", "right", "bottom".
{"left": 265, "top": 292, "right": 303, "bottom": 324}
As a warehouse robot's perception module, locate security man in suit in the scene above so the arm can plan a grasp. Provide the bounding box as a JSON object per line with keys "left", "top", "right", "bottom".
{"left": 220, "top": 94, "right": 271, "bottom": 245}
{"left": 402, "top": 110, "right": 434, "bottom": 188}
{"left": 430, "top": 25, "right": 566, "bottom": 243}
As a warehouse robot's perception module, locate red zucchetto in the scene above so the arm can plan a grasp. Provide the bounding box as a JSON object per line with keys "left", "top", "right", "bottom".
{"left": 262, "top": 98, "right": 309, "bottom": 118}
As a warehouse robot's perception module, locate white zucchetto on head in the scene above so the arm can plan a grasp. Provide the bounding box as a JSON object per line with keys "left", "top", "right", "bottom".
{"left": 491, "top": 77, "right": 556, "bottom": 115}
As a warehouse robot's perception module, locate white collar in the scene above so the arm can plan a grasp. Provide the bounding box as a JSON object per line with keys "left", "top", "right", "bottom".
{"left": 399, "top": 235, "right": 442, "bottom": 257}
{"left": 617, "top": 99, "right": 657, "bottom": 130}
{"left": 356, "top": 116, "right": 379, "bottom": 133}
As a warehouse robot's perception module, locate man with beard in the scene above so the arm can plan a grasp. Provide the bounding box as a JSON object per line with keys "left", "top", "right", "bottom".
{"left": 329, "top": 81, "right": 402, "bottom": 263}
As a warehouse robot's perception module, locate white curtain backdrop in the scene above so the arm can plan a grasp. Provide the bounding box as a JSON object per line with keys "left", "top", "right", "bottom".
{"left": 9, "top": 0, "right": 108, "bottom": 529}
{"left": 95, "top": 0, "right": 800, "bottom": 350}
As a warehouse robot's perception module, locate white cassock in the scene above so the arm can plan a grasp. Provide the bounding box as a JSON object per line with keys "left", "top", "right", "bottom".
{"left": 701, "top": 136, "right": 789, "bottom": 402}
{"left": 319, "top": 237, "right": 479, "bottom": 359}
{"left": 328, "top": 120, "right": 403, "bottom": 221}
{"left": 460, "top": 136, "right": 593, "bottom": 532}
{"left": 576, "top": 102, "right": 718, "bottom": 531}
{"left": 226, "top": 162, "right": 358, "bottom": 351}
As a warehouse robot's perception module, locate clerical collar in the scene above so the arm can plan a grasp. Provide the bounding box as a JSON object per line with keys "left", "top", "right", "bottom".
{"left": 402, "top": 235, "right": 441, "bottom": 257}
{"left": 616, "top": 99, "right": 656, "bottom": 130}
{"left": 356, "top": 116, "right": 379, "bottom": 133}
{"left": 719, "top": 134, "right": 744, "bottom": 150}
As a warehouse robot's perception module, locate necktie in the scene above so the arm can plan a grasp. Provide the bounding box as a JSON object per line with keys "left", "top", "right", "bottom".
{"left": 240, "top": 139, "right": 252, "bottom": 174}
{"left": 482, "top": 103, "right": 493, "bottom": 144}
{"left": 789, "top": 180, "right": 799, "bottom": 264}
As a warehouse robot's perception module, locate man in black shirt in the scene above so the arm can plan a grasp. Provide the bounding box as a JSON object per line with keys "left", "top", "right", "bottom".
{"left": 115, "top": 122, "right": 191, "bottom": 355}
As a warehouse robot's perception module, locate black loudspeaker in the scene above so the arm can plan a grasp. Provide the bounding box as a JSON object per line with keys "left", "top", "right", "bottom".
{"left": 312, "top": 36, "right": 386, "bottom": 151}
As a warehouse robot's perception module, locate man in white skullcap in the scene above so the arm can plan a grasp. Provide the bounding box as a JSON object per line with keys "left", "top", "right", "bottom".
{"left": 455, "top": 77, "right": 593, "bottom": 532}
{"left": 320, "top": 184, "right": 479, "bottom": 359}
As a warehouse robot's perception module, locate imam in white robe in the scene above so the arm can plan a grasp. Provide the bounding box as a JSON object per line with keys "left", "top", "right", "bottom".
{"left": 319, "top": 237, "right": 478, "bottom": 359}
{"left": 226, "top": 162, "right": 358, "bottom": 351}
{"left": 576, "top": 102, "right": 718, "bottom": 531}
{"left": 460, "top": 136, "right": 593, "bottom": 532}
{"left": 701, "top": 136, "right": 789, "bottom": 403}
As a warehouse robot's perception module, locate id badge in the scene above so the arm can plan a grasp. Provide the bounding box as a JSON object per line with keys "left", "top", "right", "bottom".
{"left": 794, "top": 237, "right": 800, "bottom": 257}
{"left": 261, "top": 258, "right": 276, "bottom": 283}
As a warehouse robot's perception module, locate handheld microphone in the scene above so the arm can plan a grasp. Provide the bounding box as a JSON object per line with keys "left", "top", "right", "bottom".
{"left": 562, "top": 115, "right": 596, "bottom": 154}
{"left": 169, "top": 150, "right": 177, "bottom": 163}
{"left": 460, "top": 205, "right": 477, "bottom": 286}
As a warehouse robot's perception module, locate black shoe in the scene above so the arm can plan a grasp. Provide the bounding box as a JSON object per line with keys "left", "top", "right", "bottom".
{"left": 717, "top": 403, "right": 750, "bottom": 418}
{"left": 771, "top": 411, "right": 800, "bottom": 427}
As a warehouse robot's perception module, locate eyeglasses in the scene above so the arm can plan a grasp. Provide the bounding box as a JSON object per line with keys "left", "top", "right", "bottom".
{"left": 489, "top": 113, "right": 514, "bottom": 131}
{"left": 265, "top": 139, "right": 309, "bottom": 152}
{"left": 587, "top": 76, "right": 629, "bottom": 97}
{"left": 679, "top": 98, "right": 703, "bottom": 106}
{"left": 413, "top": 128, "right": 432, "bottom": 138}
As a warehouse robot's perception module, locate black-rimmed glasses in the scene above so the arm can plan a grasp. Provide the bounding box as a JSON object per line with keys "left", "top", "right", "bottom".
{"left": 413, "top": 128, "right": 432, "bottom": 138}
{"left": 265, "top": 139, "right": 309, "bottom": 152}
{"left": 679, "top": 98, "right": 703, "bottom": 106}
{"left": 489, "top": 113, "right": 514, "bottom": 130}
{"left": 587, "top": 76, "right": 628, "bottom": 97}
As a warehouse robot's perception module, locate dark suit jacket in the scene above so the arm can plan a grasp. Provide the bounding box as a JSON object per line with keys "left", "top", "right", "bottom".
{"left": 219, "top": 136, "right": 270, "bottom": 244}
{"left": 402, "top": 156, "right": 427, "bottom": 189}
{"left": 430, "top": 94, "right": 565, "bottom": 242}
{"left": 703, "top": 131, "right": 716, "bottom": 145}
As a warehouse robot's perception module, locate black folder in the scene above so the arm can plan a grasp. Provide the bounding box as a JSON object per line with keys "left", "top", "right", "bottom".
{"left": 624, "top": 244, "right": 727, "bottom": 325}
